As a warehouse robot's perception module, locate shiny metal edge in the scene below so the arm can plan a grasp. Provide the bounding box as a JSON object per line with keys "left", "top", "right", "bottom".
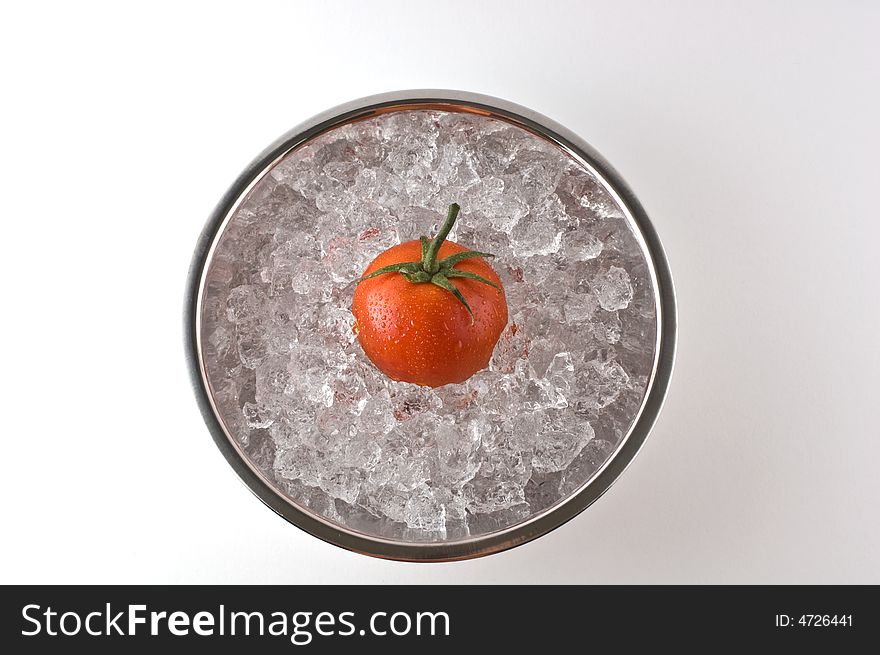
{"left": 184, "top": 89, "right": 677, "bottom": 562}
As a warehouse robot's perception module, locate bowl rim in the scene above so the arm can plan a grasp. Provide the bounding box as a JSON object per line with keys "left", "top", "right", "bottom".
{"left": 184, "top": 89, "right": 677, "bottom": 562}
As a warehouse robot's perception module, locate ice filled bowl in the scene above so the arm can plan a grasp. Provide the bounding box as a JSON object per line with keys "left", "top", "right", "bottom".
{"left": 186, "top": 91, "right": 675, "bottom": 560}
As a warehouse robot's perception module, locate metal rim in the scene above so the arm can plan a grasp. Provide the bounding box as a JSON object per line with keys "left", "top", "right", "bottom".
{"left": 184, "top": 90, "right": 677, "bottom": 562}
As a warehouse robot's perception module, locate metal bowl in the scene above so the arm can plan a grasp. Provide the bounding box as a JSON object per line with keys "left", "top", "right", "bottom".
{"left": 185, "top": 90, "right": 676, "bottom": 561}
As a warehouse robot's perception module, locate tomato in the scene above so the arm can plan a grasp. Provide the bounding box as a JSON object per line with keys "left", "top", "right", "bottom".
{"left": 352, "top": 204, "right": 508, "bottom": 387}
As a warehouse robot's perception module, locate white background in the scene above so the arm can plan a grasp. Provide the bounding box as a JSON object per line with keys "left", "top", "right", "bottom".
{"left": 2, "top": 1, "right": 877, "bottom": 584}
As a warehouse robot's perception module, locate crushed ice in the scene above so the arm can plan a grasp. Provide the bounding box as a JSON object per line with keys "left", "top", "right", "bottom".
{"left": 199, "top": 110, "right": 657, "bottom": 541}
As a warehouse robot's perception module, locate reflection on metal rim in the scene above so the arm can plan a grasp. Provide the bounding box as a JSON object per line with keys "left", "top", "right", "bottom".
{"left": 184, "top": 90, "right": 677, "bottom": 562}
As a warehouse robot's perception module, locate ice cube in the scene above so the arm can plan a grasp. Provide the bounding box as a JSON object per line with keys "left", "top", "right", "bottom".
{"left": 593, "top": 266, "right": 634, "bottom": 311}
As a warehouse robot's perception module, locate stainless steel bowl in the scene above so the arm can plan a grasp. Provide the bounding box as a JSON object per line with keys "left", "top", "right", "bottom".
{"left": 185, "top": 90, "right": 676, "bottom": 561}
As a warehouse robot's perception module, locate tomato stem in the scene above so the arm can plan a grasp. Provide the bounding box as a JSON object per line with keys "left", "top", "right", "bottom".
{"left": 356, "top": 203, "right": 498, "bottom": 322}
{"left": 422, "top": 203, "right": 460, "bottom": 273}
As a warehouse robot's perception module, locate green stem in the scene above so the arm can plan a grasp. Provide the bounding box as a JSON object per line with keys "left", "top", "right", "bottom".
{"left": 356, "top": 202, "right": 499, "bottom": 321}
{"left": 422, "top": 203, "right": 459, "bottom": 273}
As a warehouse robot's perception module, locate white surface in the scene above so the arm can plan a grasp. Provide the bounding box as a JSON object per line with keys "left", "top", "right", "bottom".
{"left": 1, "top": 1, "right": 877, "bottom": 584}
